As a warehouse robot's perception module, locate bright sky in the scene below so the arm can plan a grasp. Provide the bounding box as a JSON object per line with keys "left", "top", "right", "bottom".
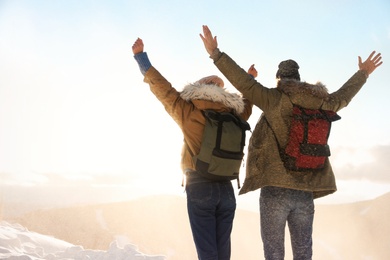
{"left": 0, "top": 0, "right": 389, "bottom": 206}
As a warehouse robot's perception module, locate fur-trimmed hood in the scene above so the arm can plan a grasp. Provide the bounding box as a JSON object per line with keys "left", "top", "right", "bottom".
{"left": 277, "top": 79, "right": 330, "bottom": 100}
{"left": 277, "top": 79, "right": 329, "bottom": 109}
{"left": 180, "top": 82, "right": 246, "bottom": 114}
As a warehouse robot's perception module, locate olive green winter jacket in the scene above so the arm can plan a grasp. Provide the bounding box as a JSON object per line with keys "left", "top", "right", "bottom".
{"left": 211, "top": 51, "right": 367, "bottom": 198}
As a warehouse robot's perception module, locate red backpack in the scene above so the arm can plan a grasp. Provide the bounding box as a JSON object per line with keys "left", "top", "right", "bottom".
{"left": 281, "top": 105, "right": 341, "bottom": 171}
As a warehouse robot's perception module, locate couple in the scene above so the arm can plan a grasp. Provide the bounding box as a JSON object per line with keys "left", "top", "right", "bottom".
{"left": 132, "top": 25, "right": 382, "bottom": 260}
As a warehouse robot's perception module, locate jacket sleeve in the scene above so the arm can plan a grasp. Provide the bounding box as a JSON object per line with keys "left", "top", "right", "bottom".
{"left": 143, "top": 66, "right": 191, "bottom": 127}
{"left": 240, "top": 98, "right": 253, "bottom": 121}
{"left": 321, "top": 70, "right": 367, "bottom": 112}
{"left": 212, "top": 52, "right": 281, "bottom": 112}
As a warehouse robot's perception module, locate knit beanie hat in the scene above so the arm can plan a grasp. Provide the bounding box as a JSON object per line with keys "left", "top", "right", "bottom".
{"left": 276, "top": 59, "right": 300, "bottom": 81}
{"left": 196, "top": 75, "right": 224, "bottom": 87}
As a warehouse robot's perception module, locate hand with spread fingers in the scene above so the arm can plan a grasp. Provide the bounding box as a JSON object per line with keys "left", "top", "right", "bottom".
{"left": 200, "top": 25, "right": 218, "bottom": 55}
{"left": 358, "top": 51, "right": 383, "bottom": 77}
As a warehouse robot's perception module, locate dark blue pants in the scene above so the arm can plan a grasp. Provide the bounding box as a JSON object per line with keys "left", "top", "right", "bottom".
{"left": 186, "top": 180, "right": 236, "bottom": 260}
{"left": 260, "top": 186, "right": 314, "bottom": 260}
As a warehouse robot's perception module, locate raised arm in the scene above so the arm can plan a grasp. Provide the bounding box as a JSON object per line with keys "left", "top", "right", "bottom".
{"left": 323, "top": 51, "right": 383, "bottom": 112}
{"left": 200, "top": 25, "right": 258, "bottom": 78}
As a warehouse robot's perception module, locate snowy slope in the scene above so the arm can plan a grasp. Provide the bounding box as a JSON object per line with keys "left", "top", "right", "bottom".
{"left": 0, "top": 221, "right": 165, "bottom": 260}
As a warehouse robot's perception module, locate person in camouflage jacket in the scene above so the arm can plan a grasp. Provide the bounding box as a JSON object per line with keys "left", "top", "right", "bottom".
{"left": 200, "top": 25, "right": 383, "bottom": 260}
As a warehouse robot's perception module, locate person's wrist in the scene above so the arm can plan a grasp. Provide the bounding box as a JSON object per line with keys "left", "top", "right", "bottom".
{"left": 209, "top": 48, "right": 221, "bottom": 60}
{"left": 359, "top": 69, "right": 369, "bottom": 78}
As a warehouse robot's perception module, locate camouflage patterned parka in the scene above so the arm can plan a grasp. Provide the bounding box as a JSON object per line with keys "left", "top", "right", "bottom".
{"left": 210, "top": 51, "right": 368, "bottom": 199}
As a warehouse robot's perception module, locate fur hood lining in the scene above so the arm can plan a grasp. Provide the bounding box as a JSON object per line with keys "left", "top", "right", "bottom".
{"left": 180, "top": 82, "right": 245, "bottom": 114}
{"left": 277, "top": 79, "right": 330, "bottom": 100}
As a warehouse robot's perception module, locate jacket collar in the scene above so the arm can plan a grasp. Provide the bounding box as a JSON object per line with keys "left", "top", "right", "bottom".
{"left": 277, "top": 80, "right": 329, "bottom": 109}
{"left": 180, "top": 82, "right": 245, "bottom": 114}
{"left": 277, "top": 79, "right": 329, "bottom": 100}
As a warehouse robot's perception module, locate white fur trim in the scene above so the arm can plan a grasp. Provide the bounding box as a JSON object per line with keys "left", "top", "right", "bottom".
{"left": 180, "top": 82, "right": 245, "bottom": 114}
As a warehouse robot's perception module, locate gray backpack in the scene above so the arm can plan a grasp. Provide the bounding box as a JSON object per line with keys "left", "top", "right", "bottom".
{"left": 193, "top": 110, "right": 251, "bottom": 184}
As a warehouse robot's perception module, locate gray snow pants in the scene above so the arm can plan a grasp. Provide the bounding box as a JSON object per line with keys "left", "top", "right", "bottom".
{"left": 260, "top": 186, "right": 314, "bottom": 260}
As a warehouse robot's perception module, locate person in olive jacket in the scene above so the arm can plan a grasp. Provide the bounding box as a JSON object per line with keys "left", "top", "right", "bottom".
{"left": 132, "top": 37, "right": 254, "bottom": 260}
{"left": 200, "top": 25, "right": 383, "bottom": 260}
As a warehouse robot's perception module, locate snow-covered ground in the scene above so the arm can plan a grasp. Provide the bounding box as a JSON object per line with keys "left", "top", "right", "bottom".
{"left": 0, "top": 221, "right": 165, "bottom": 260}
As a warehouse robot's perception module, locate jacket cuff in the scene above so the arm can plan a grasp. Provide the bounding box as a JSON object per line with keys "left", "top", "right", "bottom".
{"left": 358, "top": 69, "right": 369, "bottom": 79}
{"left": 134, "top": 52, "right": 152, "bottom": 75}
{"left": 210, "top": 48, "right": 222, "bottom": 62}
